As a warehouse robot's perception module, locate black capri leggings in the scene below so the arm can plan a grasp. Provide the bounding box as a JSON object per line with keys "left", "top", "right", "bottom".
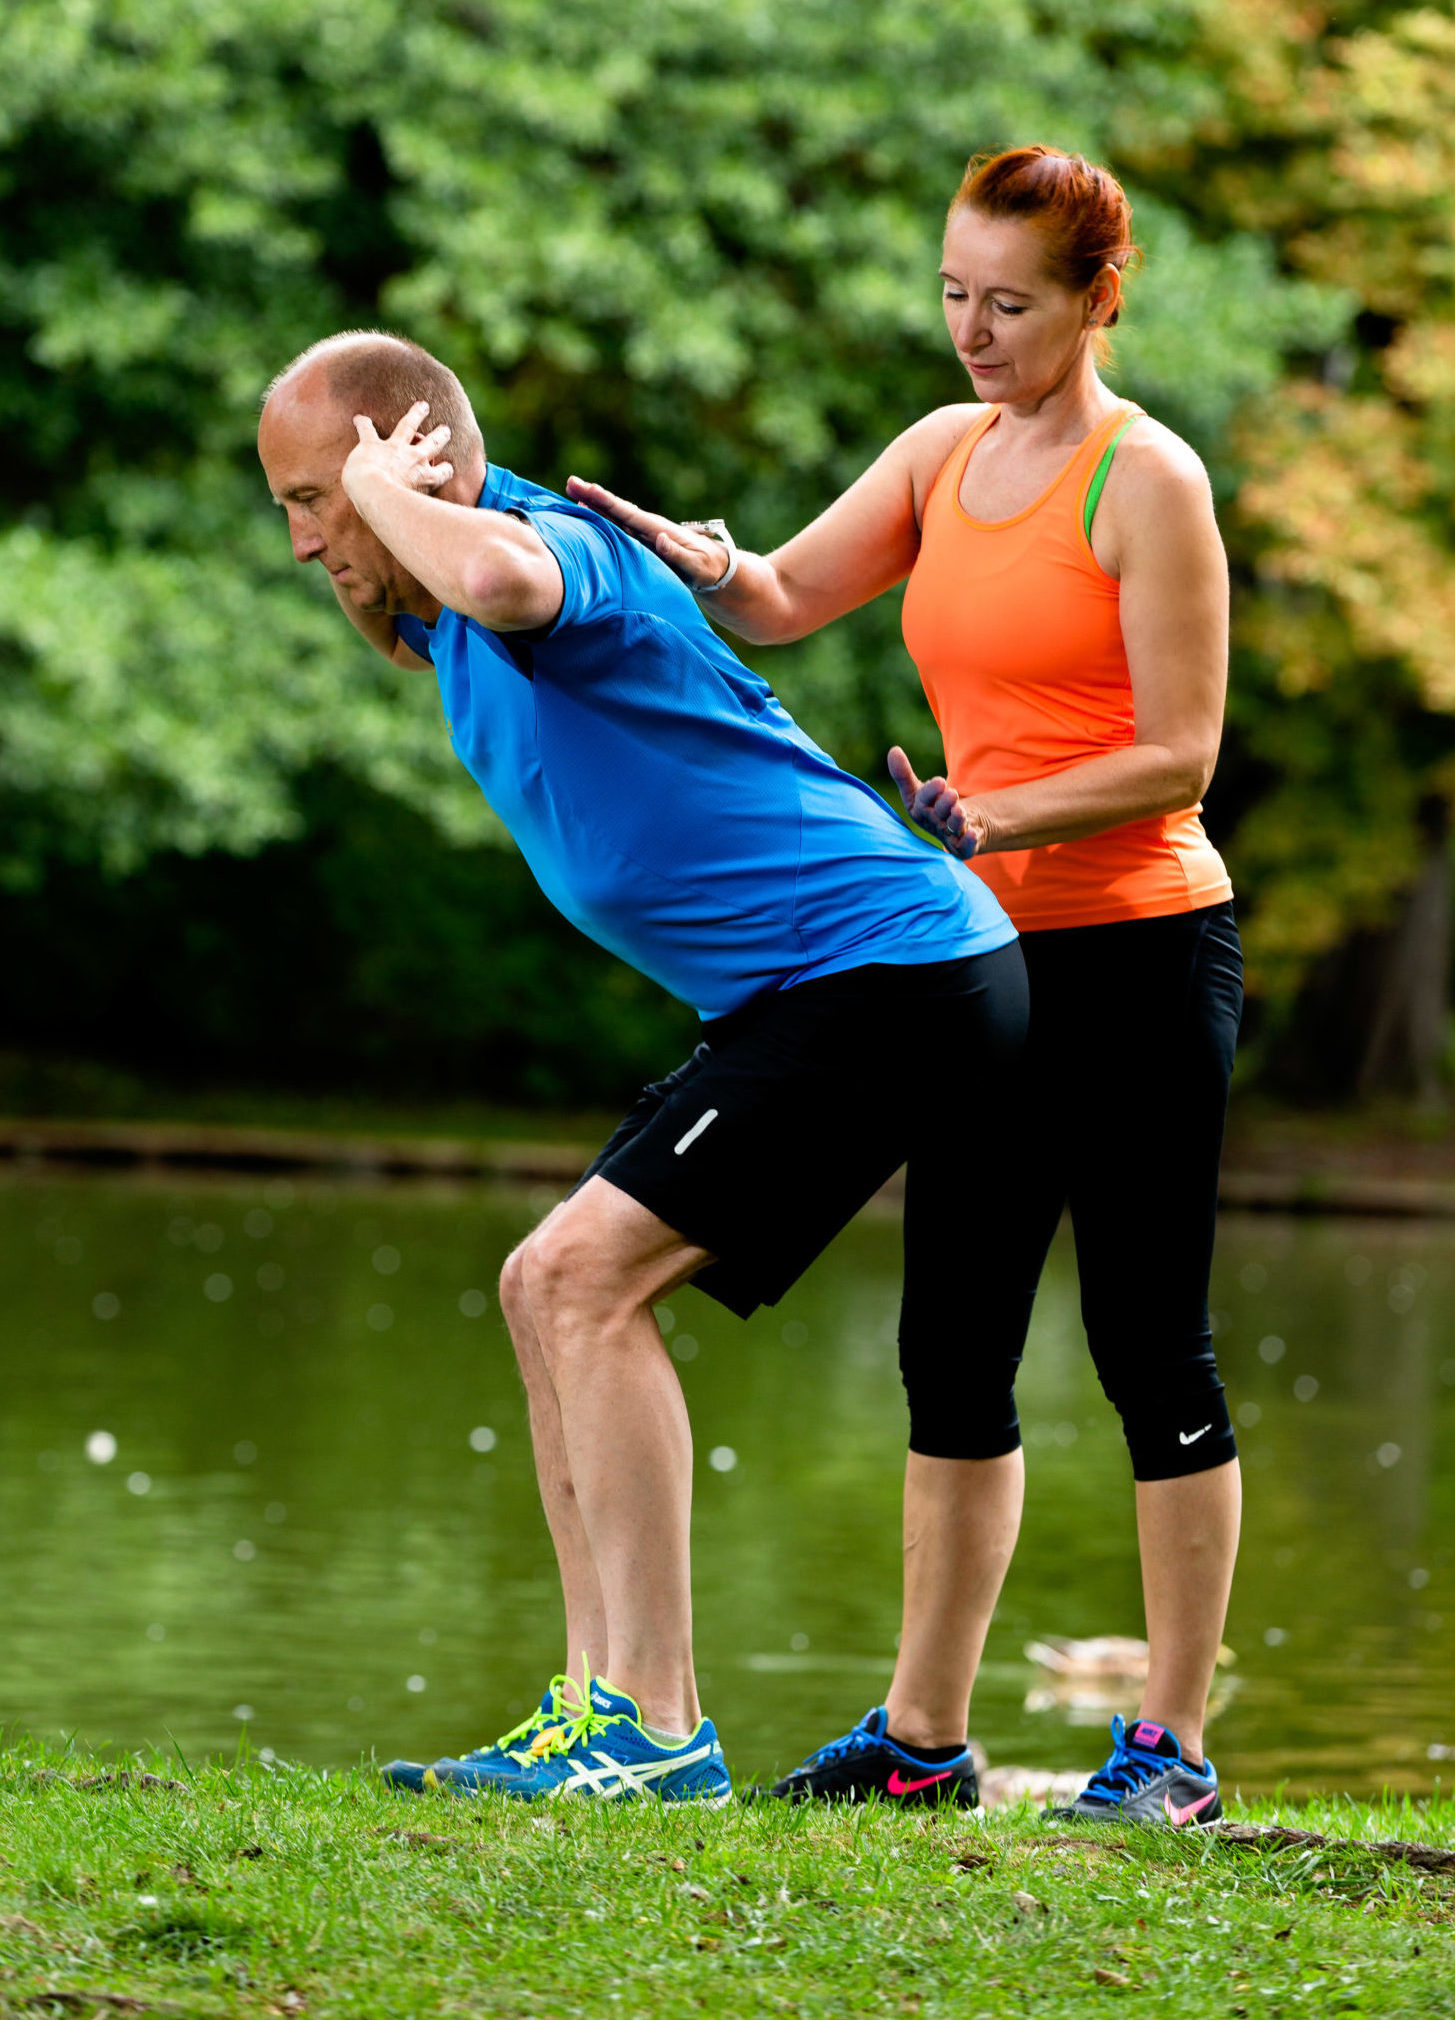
{"left": 899, "top": 901, "right": 1243, "bottom": 1482}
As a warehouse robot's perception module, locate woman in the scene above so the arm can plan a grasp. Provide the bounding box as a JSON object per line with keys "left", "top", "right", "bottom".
{"left": 568, "top": 146, "right": 1242, "bottom": 1824}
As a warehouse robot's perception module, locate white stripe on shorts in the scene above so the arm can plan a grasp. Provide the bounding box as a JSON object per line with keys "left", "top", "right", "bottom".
{"left": 674, "top": 1109, "right": 719, "bottom": 1156}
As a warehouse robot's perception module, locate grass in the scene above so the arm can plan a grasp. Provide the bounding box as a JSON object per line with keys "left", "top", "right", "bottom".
{"left": 1, "top": 1743, "right": 1451, "bottom": 2019}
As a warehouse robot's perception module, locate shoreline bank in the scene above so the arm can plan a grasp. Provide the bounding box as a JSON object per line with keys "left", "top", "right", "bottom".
{"left": 6, "top": 1113, "right": 1455, "bottom": 1217}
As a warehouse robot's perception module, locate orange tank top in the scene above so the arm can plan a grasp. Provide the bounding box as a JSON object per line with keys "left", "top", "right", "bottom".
{"left": 901, "top": 401, "right": 1232, "bottom": 932}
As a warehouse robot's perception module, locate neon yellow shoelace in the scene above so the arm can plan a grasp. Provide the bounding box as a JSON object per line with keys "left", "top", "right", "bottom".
{"left": 525, "top": 1659, "right": 631, "bottom": 1761}
{"left": 490, "top": 1672, "right": 574, "bottom": 1757}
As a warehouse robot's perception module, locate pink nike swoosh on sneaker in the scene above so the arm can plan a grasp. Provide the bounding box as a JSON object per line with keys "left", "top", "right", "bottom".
{"left": 1163, "top": 1788, "right": 1217, "bottom": 1826}
{"left": 886, "top": 1767, "right": 954, "bottom": 1796}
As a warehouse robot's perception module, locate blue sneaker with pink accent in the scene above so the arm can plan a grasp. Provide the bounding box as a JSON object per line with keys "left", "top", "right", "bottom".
{"left": 1045, "top": 1714, "right": 1222, "bottom": 1828}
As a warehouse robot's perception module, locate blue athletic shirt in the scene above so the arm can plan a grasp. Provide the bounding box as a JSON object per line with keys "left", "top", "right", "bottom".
{"left": 395, "top": 464, "right": 1016, "bottom": 1018}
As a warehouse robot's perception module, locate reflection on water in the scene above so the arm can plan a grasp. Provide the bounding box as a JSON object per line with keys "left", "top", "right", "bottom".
{"left": 1, "top": 1172, "right": 1451, "bottom": 1796}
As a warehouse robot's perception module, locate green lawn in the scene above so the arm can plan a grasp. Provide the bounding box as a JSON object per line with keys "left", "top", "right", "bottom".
{"left": 1, "top": 1743, "right": 1451, "bottom": 2018}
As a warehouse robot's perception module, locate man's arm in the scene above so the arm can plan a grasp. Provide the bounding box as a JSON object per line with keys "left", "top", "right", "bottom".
{"left": 343, "top": 404, "right": 564, "bottom": 633}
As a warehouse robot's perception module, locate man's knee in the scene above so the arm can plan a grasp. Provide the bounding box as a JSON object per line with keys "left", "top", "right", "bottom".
{"left": 517, "top": 1186, "right": 692, "bottom": 1348}
{"left": 499, "top": 1242, "right": 532, "bottom": 1332}
{"left": 517, "top": 1212, "right": 610, "bottom": 1334}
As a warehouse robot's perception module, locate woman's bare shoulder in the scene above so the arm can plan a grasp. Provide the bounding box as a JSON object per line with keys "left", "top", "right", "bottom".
{"left": 1113, "top": 415, "right": 1213, "bottom": 507}
{"left": 891, "top": 403, "right": 984, "bottom": 517}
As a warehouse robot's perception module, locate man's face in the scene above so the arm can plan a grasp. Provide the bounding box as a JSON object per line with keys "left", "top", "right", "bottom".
{"left": 258, "top": 376, "right": 427, "bottom": 615}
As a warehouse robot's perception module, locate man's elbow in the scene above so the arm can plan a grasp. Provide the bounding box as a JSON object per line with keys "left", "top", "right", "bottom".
{"left": 458, "top": 553, "right": 559, "bottom": 632}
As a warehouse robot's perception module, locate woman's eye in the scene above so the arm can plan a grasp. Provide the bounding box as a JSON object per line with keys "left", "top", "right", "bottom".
{"left": 992, "top": 301, "right": 1026, "bottom": 316}
{"left": 942, "top": 286, "right": 967, "bottom": 301}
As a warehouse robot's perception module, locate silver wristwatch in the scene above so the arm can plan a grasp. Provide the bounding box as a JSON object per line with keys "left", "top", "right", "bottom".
{"left": 683, "top": 518, "right": 740, "bottom": 596}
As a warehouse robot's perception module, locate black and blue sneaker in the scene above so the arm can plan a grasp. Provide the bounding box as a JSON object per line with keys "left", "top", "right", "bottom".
{"left": 381, "top": 1672, "right": 575, "bottom": 1794}
{"left": 763, "top": 1706, "right": 980, "bottom": 1807}
{"left": 1045, "top": 1714, "right": 1222, "bottom": 1828}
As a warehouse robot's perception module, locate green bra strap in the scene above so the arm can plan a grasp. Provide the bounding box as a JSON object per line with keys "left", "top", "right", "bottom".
{"left": 1082, "top": 412, "right": 1142, "bottom": 543}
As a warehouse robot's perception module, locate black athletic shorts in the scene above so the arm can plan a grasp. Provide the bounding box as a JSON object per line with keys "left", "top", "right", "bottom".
{"left": 578, "top": 945, "right": 1029, "bottom": 1319}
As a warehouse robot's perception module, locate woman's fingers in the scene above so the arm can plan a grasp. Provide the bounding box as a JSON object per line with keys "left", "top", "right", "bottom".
{"left": 886, "top": 746, "right": 921, "bottom": 811}
{"left": 566, "top": 476, "right": 663, "bottom": 539}
{"left": 567, "top": 476, "right": 725, "bottom": 584}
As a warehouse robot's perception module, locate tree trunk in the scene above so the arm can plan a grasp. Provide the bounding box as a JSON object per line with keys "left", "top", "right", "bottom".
{"left": 1356, "top": 816, "right": 1451, "bottom": 1103}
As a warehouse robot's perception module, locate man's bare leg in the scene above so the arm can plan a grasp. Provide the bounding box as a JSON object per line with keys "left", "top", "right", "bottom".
{"left": 883, "top": 1450, "right": 1025, "bottom": 1749}
{"left": 498, "top": 1237, "right": 607, "bottom": 1698}
{"left": 1135, "top": 1459, "right": 1241, "bottom": 1767}
{"left": 519, "top": 1177, "right": 710, "bottom": 1736}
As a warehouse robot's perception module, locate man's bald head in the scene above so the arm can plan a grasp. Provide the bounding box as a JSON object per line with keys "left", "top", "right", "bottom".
{"left": 263, "top": 330, "right": 485, "bottom": 476}
{"left": 259, "top": 330, "right": 486, "bottom": 621}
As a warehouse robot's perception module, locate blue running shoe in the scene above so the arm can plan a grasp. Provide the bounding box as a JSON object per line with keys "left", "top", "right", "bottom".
{"left": 381, "top": 1673, "right": 575, "bottom": 1794}
{"left": 762, "top": 1706, "right": 980, "bottom": 1807}
{"left": 501, "top": 1674, "right": 731, "bottom": 1805}
{"left": 1044, "top": 1714, "right": 1222, "bottom": 1828}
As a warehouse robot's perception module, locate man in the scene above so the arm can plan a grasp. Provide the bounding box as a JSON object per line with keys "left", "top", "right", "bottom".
{"left": 257, "top": 330, "right": 1025, "bottom": 1804}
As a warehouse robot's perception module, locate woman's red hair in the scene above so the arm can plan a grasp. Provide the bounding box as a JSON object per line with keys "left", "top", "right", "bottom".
{"left": 951, "top": 146, "right": 1141, "bottom": 326}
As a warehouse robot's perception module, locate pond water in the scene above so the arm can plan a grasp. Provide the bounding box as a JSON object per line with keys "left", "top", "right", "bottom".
{"left": 1, "top": 1170, "right": 1451, "bottom": 1798}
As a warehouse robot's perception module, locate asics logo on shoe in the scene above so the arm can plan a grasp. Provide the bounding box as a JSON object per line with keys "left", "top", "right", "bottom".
{"left": 556, "top": 1740, "right": 719, "bottom": 1800}
{"left": 886, "top": 1768, "right": 953, "bottom": 1796}
{"left": 1163, "top": 1788, "right": 1217, "bottom": 1826}
{"left": 1179, "top": 1425, "right": 1212, "bottom": 1445}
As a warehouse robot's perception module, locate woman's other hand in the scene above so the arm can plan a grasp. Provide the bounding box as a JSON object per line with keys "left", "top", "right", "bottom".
{"left": 565, "top": 477, "right": 731, "bottom": 592}
{"left": 887, "top": 747, "right": 986, "bottom": 859}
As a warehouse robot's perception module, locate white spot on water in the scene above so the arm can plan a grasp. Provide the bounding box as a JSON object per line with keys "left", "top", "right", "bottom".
{"left": 86, "top": 1430, "right": 117, "bottom": 1465}
{"left": 459, "top": 1288, "right": 488, "bottom": 1318}
{"left": 366, "top": 1304, "right": 394, "bottom": 1331}
{"left": 234, "top": 1539, "right": 256, "bottom": 1562}
{"left": 708, "top": 1446, "right": 737, "bottom": 1473}
{"left": 127, "top": 1472, "right": 151, "bottom": 1496}
{"left": 1258, "top": 1336, "right": 1285, "bottom": 1364}
{"left": 1293, "top": 1376, "right": 1319, "bottom": 1403}
{"left": 1376, "top": 1442, "right": 1403, "bottom": 1469}
{"left": 92, "top": 1292, "right": 120, "bottom": 1321}
{"left": 406, "top": 1674, "right": 427, "bottom": 1693}
{"left": 204, "top": 1273, "right": 233, "bottom": 1303}
{"left": 468, "top": 1426, "right": 497, "bottom": 1453}
{"left": 373, "top": 1245, "right": 401, "bottom": 1275}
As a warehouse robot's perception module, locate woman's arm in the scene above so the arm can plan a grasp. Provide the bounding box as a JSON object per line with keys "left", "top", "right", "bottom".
{"left": 565, "top": 405, "right": 976, "bottom": 645}
{"left": 897, "top": 427, "right": 1229, "bottom": 858}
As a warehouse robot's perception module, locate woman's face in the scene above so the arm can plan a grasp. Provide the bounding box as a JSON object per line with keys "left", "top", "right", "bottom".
{"left": 940, "top": 207, "right": 1116, "bottom": 406}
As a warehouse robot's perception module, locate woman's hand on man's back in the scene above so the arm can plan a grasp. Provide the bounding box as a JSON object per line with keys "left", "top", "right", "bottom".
{"left": 887, "top": 747, "right": 984, "bottom": 859}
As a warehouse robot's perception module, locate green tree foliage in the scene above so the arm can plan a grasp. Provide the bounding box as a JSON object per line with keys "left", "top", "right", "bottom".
{"left": 1123, "top": 1, "right": 1455, "bottom": 1022}
{"left": 0, "top": 0, "right": 1416, "bottom": 1098}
